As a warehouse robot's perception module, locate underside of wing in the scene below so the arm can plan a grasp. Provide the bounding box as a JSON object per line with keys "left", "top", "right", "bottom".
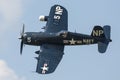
{"left": 36, "top": 44, "right": 64, "bottom": 74}
{"left": 45, "top": 5, "right": 68, "bottom": 33}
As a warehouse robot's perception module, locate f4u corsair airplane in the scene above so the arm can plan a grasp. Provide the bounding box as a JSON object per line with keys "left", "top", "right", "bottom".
{"left": 19, "top": 5, "right": 112, "bottom": 74}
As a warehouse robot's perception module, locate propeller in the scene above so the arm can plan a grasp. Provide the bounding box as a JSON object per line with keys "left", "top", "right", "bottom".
{"left": 19, "top": 24, "right": 25, "bottom": 55}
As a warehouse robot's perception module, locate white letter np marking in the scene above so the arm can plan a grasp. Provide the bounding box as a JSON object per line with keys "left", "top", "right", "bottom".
{"left": 93, "top": 30, "right": 104, "bottom": 36}
{"left": 54, "top": 6, "right": 63, "bottom": 20}
{"left": 55, "top": 6, "right": 63, "bottom": 15}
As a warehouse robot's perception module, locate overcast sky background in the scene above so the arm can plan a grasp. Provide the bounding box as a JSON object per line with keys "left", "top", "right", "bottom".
{"left": 0, "top": 0, "right": 120, "bottom": 80}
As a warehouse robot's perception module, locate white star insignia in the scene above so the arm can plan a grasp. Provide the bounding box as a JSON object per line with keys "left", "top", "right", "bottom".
{"left": 69, "top": 38, "right": 76, "bottom": 44}
{"left": 41, "top": 63, "right": 49, "bottom": 74}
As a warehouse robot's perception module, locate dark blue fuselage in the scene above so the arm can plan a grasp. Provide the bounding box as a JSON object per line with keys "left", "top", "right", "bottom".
{"left": 23, "top": 31, "right": 104, "bottom": 46}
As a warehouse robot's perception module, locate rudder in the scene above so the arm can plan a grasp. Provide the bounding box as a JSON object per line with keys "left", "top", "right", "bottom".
{"left": 103, "top": 25, "right": 111, "bottom": 40}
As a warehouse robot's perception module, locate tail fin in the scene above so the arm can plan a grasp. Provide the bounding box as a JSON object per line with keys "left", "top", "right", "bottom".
{"left": 91, "top": 25, "right": 112, "bottom": 53}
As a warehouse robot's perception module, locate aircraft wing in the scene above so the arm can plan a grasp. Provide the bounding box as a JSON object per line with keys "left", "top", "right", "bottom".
{"left": 45, "top": 5, "right": 68, "bottom": 33}
{"left": 36, "top": 44, "right": 64, "bottom": 74}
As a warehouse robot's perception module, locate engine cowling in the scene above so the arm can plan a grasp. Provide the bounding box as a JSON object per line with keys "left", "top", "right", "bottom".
{"left": 39, "top": 15, "right": 48, "bottom": 21}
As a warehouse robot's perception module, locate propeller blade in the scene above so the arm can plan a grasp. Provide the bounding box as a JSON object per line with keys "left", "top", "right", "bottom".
{"left": 22, "top": 24, "right": 25, "bottom": 35}
{"left": 20, "top": 24, "right": 25, "bottom": 38}
{"left": 20, "top": 40, "right": 23, "bottom": 55}
{"left": 19, "top": 24, "right": 25, "bottom": 55}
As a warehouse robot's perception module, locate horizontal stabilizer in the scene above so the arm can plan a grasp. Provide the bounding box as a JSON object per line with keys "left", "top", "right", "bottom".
{"left": 98, "top": 42, "right": 109, "bottom": 53}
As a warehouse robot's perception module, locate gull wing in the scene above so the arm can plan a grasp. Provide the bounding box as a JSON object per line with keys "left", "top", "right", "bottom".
{"left": 45, "top": 5, "right": 68, "bottom": 33}
{"left": 36, "top": 44, "right": 64, "bottom": 74}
